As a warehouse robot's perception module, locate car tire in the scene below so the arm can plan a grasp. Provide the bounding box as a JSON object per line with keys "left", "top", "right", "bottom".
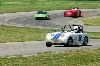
{"left": 35, "top": 17, "right": 37, "bottom": 20}
{"left": 64, "top": 37, "right": 73, "bottom": 47}
{"left": 64, "top": 15, "right": 67, "bottom": 17}
{"left": 46, "top": 42, "right": 52, "bottom": 47}
{"left": 46, "top": 16, "right": 49, "bottom": 20}
{"left": 73, "top": 12, "right": 78, "bottom": 17}
{"left": 79, "top": 12, "right": 81, "bottom": 17}
{"left": 64, "top": 12, "right": 67, "bottom": 17}
{"left": 82, "top": 36, "right": 88, "bottom": 46}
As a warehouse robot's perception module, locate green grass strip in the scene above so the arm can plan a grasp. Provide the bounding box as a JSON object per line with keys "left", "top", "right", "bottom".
{"left": 88, "top": 32, "right": 100, "bottom": 39}
{"left": 0, "top": 25, "right": 55, "bottom": 43}
{"left": 0, "top": 25, "right": 99, "bottom": 43}
{"left": 0, "top": 1, "right": 100, "bottom": 13}
{"left": 83, "top": 17, "right": 100, "bottom": 26}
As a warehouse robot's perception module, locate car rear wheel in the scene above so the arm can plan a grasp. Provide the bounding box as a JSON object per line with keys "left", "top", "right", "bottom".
{"left": 82, "top": 37, "right": 88, "bottom": 46}
{"left": 46, "top": 42, "right": 52, "bottom": 47}
{"left": 73, "top": 12, "right": 78, "bottom": 17}
{"left": 79, "top": 12, "right": 81, "bottom": 17}
{"left": 64, "top": 37, "right": 73, "bottom": 47}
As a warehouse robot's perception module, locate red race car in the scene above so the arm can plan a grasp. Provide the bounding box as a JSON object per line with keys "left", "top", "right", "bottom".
{"left": 64, "top": 7, "right": 82, "bottom": 17}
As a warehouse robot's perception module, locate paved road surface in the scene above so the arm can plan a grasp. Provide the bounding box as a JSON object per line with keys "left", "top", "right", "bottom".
{"left": 0, "top": 9, "right": 100, "bottom": 32}
{"left": 0, "top": 39, "right": 99, "bottom": 57}
{"left": 0, "top": 9, "right": 100, "bottom": 57}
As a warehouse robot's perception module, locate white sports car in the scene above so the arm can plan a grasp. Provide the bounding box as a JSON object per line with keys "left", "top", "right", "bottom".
{"left": 46, "top": 24, "right": 89, "bottom": 47}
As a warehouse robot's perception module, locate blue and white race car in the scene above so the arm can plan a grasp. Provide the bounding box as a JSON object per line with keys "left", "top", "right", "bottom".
{"left": 46, "top": 24, "right": 89, "bottom": 47}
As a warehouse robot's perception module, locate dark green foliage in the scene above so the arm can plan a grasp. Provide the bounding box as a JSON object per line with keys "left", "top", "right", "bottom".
{"left": 0, "top": 0, "right": 1, "bottom": 6}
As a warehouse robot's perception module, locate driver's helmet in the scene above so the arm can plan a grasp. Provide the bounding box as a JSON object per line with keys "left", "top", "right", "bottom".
{"left": 74, "top": 8, "right": 77, "bottom": 10}
{"left": 74, "top": 7, "right": 79, "bottom": 10}
{"left": 73, "top": 26, "right": 79, "bottom": 32}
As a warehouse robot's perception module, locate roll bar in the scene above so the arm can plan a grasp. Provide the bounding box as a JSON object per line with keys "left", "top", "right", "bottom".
{"left": 61, "top": 24, "right": 83, "bottom": 32}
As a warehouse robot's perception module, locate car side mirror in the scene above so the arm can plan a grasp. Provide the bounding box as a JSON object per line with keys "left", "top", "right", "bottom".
{"left": 61, "top": 28, "right": 64, "bottom": 32}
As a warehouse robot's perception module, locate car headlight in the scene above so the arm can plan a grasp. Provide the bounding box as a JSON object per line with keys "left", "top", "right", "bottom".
{"left": 51, "top": 33, "right": 54, "bottom": 37}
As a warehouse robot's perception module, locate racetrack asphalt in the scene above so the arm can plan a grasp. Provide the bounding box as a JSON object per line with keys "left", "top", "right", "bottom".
{"left": 0, "top": 9, "right": 100, "bottom": 56}
{"left": 0, "top": 9, "right": 100, "bottom": 32}
{"left": 0, "top": 39, "right": 99, "bottom": 57}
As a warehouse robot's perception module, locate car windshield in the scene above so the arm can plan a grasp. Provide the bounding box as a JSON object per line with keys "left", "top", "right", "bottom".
{"left": 37, "top": 11, "right": 47, "bottom": 14}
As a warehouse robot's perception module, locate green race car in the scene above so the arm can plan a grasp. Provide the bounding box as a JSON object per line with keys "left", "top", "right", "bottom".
{"left": 34, "top": 11, "right": 49, "bottom": 20}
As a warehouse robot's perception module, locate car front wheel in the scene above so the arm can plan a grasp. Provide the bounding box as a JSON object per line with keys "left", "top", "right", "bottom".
{"left": 73, "top": 12, "right": 78, "bottom": 17}
{"left": 35, "top": 17, "right": 37, "bottom": 20}
{"left": 46, "top": 42, "right": 52, "bottom": 47}
{"left": 64, "top": 37, "right": 73, "bottom": 47}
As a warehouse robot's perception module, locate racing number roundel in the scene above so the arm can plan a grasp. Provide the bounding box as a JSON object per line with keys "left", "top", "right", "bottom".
{"left": 79, "top": 35, "right": 82, "bottom": 41}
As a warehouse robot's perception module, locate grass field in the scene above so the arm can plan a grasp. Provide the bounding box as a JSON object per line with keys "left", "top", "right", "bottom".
{"left": 0, "top": 25, "right": 54, "bottom": 43}
{"left": 0, "top": 48, "right": 100, "bottom": 66}
{"left": 83, "top": 17, "right": 100, "bottom": 26}
{"left": 0, "top": 25, "right": 99, "bottom": 43}
{"left": 88, "top": 32, "right": 100, "bottom": 39}
{"left": 0, "top": 0, "right": 100, "bottom": 13}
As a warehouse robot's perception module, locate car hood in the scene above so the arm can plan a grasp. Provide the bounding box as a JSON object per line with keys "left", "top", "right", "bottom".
{"left": 35, "top": 14, "right": 47, "bottom": 17}
{"left": 67, "top": 10, "right": 75, "bottom": 12}
{"left": 46, "top": 32, "right": 72, "bottom": 40}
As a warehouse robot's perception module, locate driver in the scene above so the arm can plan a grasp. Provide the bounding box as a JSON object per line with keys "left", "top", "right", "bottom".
{"left": 73, "top": 26, "right": 79, "bottom": 33}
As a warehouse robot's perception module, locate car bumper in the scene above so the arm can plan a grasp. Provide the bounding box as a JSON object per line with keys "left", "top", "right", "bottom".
{"left": 35, "top": 17, "right": 48, "bottom": 20}
{"left": 46, "top": 39, "right": 65, "bottom": 44}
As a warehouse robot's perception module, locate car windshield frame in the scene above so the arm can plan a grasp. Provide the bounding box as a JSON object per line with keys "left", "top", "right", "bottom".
{"left": 37, "top": 11, "right": 47, "bottom": 14}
